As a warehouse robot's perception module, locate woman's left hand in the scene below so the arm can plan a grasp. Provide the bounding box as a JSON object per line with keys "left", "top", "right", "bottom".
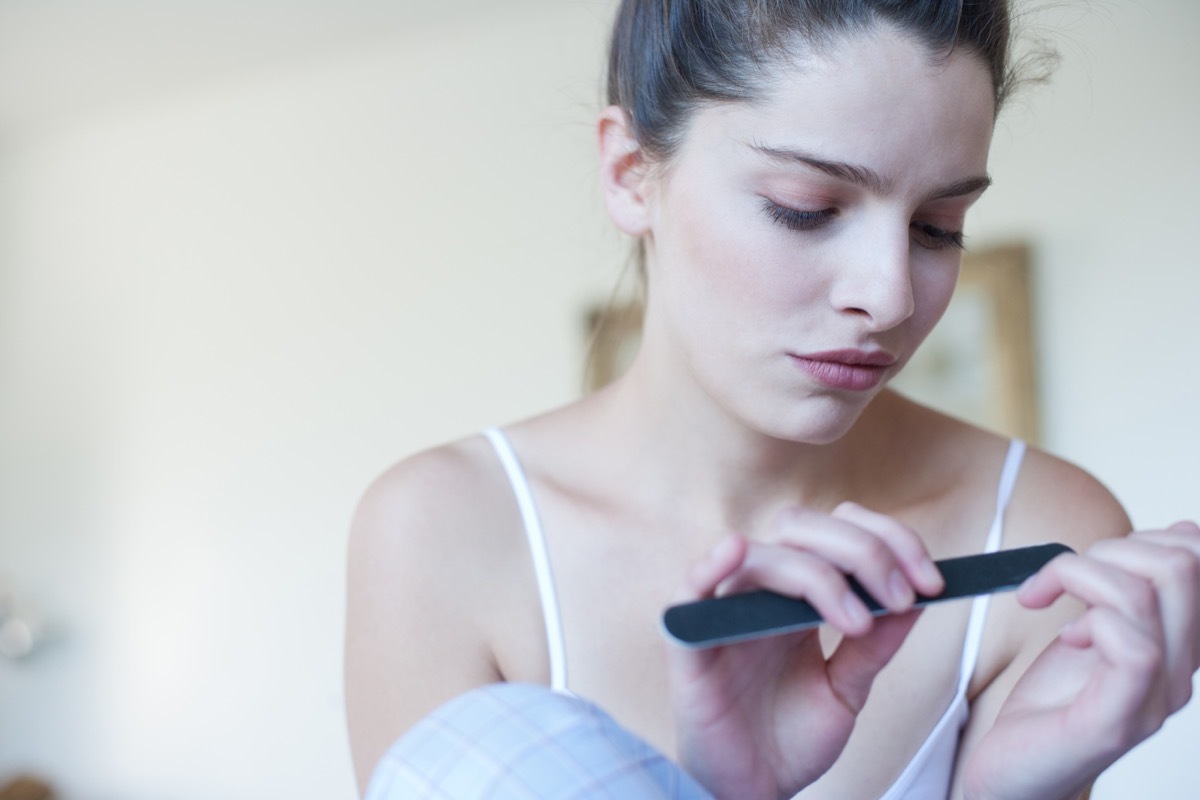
{"left": 664, "top": 502, "right": 944, "bottom": 800}
{"left": 962, "top": 521, "right": 1200, "bottom": 800}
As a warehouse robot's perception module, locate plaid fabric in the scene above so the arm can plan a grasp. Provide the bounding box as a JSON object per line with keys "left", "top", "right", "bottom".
{"left": 365, "top": 683, "right": 713, "bottom": 799}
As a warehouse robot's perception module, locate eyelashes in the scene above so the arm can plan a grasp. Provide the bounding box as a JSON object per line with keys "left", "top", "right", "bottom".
{"left": 911, "top": 222, "right": 965, "bottom": 251}
{"left": 760, "top": 199, "right": 966, "bottom": 252}
{"left": 762, "top": 200, "right": 836, "bottom": 232}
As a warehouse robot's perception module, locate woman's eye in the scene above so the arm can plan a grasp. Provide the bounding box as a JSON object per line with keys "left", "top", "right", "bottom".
{"left": 911, "top": 221, "right": 965, "bottom": 251}
{"left": 762, "top": 200, "right": 837, "bottom": 232}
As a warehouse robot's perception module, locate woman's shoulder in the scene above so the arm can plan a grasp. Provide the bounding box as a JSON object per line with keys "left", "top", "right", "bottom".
{"left": 879, "top": 393, "right": 1130, "bottom": 550}
{"left": 345, "top": 430, "right": 541, "bottom": 627}
{"left": 349, "top": 432, "right": 520, "bottom": 564}
{"left": 1006, "top": 443, "right": 1132, "bottom": 551}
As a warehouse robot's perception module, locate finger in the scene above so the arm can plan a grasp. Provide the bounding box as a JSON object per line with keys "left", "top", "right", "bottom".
{"left": 769, "top": 508, "right": 914, "bottom": 612}
{"left": 830, "top": 502, "right": 945, "bottom": 595}
{"left": 1058, "top": 607, "right": 1172, "bottom": 734}
{"left": 666, "top": 535, "right": 750, "bottom": 675}
{"left": 675, "top": 533, "right": 748, "bottom": 603}
{"left": 827, "top": 610, "right": 922, "bottom": 713}
{"left": 1016, "top": 552, "right": 1075, "bottom": 608}
{"left": 723, "top": 541, "right": 876, "bottom": 635}
{"left": 769, "top": 505, "right": 929, "bottom": 612}
{"left": 1019, "top": 553, "right": 1161, "bottom": 631}
{"left": 1129, "top": 525, "right": 1200, "bottom": 552}
{"left": 1086, "top": 535, "right": 1200, "bottom": 699}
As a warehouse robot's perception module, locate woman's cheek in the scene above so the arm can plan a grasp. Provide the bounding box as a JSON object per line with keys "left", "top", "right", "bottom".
{"left": 910, "top": 259, "right": 963, "bottom": 343}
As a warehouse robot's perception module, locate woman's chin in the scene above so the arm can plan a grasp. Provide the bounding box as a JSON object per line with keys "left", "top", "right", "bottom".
{"left": 751, "top": 399, "right": 874, "bottom": 446}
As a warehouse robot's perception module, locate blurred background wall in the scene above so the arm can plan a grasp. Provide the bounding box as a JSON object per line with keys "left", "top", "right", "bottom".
{"left": 0, "top": 1, "right": 1195, "bottom": 798}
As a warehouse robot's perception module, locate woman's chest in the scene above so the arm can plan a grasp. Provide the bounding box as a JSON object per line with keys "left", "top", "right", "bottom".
{"left": 500, "top": 463, "right": 1002, "bottom": 790}
{"left": 540, "top": 529, "right": 979, "bottom": 797}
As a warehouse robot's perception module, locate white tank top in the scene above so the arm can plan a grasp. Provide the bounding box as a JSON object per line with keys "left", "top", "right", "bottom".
{"left": 483, "top": 427, "right": 1027, "bottom": 800}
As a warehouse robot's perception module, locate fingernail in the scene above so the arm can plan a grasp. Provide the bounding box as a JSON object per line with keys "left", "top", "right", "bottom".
{"left": 843, "top": 593, "right": 870, "bottom": 629}
{"left": 1058, "top": 617, "right": 1086, "bottom": 644}
{"left": 920, "top": 561, "right": 944, "bottom": 591}
{"left": 888, "top": 569, "right": 914, "bottom": 607}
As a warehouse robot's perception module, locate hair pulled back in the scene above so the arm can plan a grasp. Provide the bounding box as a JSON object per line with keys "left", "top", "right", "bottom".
{"left": 607, "top": 0, "right": 1015, "bottom": 163}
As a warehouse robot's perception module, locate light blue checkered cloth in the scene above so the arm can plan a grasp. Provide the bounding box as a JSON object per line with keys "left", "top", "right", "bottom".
{"left": 364, "top": 683, "right": 713, "bottom": 799}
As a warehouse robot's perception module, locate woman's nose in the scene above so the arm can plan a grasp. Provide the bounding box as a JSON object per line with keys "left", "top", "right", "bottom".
{"left": 828, "top": 224, "right": 916, "bottom": 331}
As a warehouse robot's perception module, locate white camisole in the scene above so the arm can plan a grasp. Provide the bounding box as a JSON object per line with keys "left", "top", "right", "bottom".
{"left": 483, "top": 427, "right": 1027, "bottom": 800}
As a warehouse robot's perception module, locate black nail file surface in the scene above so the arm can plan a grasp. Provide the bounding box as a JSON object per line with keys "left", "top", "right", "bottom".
{"left": 663, "top": 542, "right": 1074, "bottom": 649}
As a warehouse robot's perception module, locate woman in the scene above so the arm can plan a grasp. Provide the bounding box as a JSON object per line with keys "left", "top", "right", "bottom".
{"left": 345, "top": 1, "right": 1200, "bottom": 797}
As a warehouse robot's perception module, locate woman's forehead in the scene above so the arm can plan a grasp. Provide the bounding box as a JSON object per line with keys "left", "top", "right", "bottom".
{"left": 687, "top": 31, "right": 996, "bottom": 181}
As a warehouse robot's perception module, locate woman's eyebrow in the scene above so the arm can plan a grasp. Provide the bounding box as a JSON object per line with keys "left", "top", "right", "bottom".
{"left": 918, "top": 175, "right": 993, "bottom": 204}
{"left": 747, "top": 141, "right": 992, "bottom": 202}
{"left": 749, "top": 142, "right": 892, "bottom": 194}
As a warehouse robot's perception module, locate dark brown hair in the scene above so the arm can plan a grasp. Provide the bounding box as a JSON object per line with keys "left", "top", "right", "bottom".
{"left": 607, "top": 0, "right": 1018, "bottom": 164}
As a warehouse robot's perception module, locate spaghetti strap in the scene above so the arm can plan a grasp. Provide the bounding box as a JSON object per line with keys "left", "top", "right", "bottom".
{"left": 957, "top": 439, "right": 1026, "bottom": 695}
{"left": 484, "top": 427, "right": 569, "bottom": 693}
{"left": 875, "top": 440, "right": 1029, "bottom": 800}
{"left": 984, "top": 439, "right": 1027, "bottom": 554}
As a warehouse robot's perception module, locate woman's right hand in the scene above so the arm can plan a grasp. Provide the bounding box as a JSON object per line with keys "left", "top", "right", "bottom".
{"left": 665, "top": 502, "right": 945, "bottom": 800}
{"left": 959, "top": 521, "right": 1200, "bottom": 800}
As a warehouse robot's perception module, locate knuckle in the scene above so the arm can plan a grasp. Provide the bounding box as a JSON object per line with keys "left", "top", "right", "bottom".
{"left": 1169, "top": 520, "right": 1200, "bottom": 536}
{"left": 850, "top": 533, "right": 891, "bottom": 564}
{"left": 784, "top": 557, "right": 852, "bottom": 606}
{"left": 890, "top": 526, "right": 927, "bottom": 560}
{"left": 869, "top": 514, "right": 922, "bottom": 553}
{"left": 772, "top": 505, "right": 819, "bottom": 539}
{"left": 1174, "top": 680, "right": 1194, "bottom": 712}
{"left": 1097, "top": 720, "right": 1148, "bottom": 759}
{"left": 806, "top": 558, "right": 849, "bottom": 593}
{"left": 1125, "top": 578, "right": 1161, "bottom": 619}
{"left": 832, "top": 500, "right": 861, "bottom": 515}
{"left": 778, "top": 504, "right": 811, "bottom": 524}
{"left": 1122, "top": 635, "right": 1163, "bottom": 677}
{"left": 1164, "top": 546, "right": 1200, "bottom": 584}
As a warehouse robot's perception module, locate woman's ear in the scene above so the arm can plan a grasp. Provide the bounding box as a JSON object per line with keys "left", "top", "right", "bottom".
{"left": 598, "top": 106, "right": 654, "bottom": 236}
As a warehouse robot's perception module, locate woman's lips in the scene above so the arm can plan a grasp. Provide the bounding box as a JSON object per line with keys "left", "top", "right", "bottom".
{"left": 790, "top": 349, "right": 897, "bottom": 392}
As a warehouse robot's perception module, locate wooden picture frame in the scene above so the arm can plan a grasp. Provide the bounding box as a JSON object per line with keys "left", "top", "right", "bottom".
{"left": 582, "top": 299, "right": 644, "bottom": 395}
{"left": 890, "top": 243, "right": 1040, "bottom": 443}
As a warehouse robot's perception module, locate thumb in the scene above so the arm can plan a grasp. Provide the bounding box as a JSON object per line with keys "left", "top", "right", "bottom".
{"left": 826, "top": 610, "right": 921, "bottom": 713}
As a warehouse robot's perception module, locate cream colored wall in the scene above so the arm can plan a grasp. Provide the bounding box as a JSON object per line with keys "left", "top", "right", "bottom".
{"left": 0, "top": 1, "right": 1195, "bottom": 798}
{"left": 0, "top": 3, "right": 621, "bottom": 797}
{"left": 981, "top": 3, "right": 1200, "bottom": 797}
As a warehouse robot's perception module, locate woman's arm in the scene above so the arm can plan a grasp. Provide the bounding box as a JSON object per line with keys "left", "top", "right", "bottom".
{"left": 344, "top": 445, "right": 505, "bottom": 794}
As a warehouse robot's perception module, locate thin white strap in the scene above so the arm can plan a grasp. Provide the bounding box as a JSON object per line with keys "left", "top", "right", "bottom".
{"left": 956, "top": 439, "right": 1027, "bottom": 694}
{"left": 874, "top": 441, "right": 1030, "bottom": 800}
{"left": 483, "top": 427, "right": 568, "bottom": 693}
{"left": 984, "top": 439, "right": 1026, "bottom": 554}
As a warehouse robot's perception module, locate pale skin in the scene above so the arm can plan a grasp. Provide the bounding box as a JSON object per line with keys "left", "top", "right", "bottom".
{"left": 345, "top": 27, "right": 1200, "bottom": 800}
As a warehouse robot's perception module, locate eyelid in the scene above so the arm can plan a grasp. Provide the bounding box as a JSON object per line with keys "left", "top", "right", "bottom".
{"left": 763, "top": 196, "right": 966, "bottom": 250}
{"left": 911, "top": 221, "right": 966, "bottom": 251}
{"left": 761, "top": 198, "right": 837, "bottom": 231}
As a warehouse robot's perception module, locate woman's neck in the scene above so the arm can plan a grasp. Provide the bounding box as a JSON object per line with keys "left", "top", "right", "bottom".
{"left": 578, "top": 360, "right": 907, "bottom": 536}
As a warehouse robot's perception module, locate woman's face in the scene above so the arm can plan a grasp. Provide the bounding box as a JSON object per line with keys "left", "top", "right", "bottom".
{"left": 637, "top": 28, "right": 997, "bottom": 443}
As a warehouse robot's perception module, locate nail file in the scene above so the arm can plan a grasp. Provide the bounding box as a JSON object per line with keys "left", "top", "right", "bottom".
{"left": 662, "top": 542, "right": 1074, "bottom": 649}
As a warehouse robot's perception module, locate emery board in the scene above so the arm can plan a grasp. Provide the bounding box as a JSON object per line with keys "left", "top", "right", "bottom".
{"left": 662, "top": 542, "right": 1073, "bottom": 649}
